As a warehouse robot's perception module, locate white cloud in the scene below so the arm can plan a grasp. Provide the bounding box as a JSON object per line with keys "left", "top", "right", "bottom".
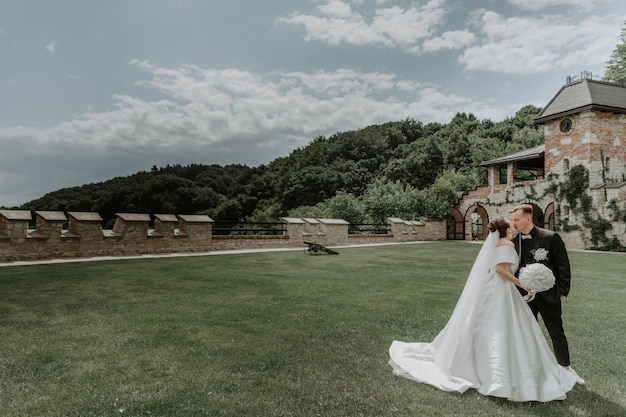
{"left": 555, "top": 15, "right": 622, "bottom": 69}
{"left": 372, "top": 2, "right": 447, "bottom": 47}
{"left": 278, "top": 0, "right": 448, "bottom": 51}
{"left": 130, "top": 61, "right": 476, "bottom": 137}
{"left": 422, "top": 30, "right": 476, "bottom": 53}
{"left": 317, "top": 0, "right": 353, "bottom": 18}
{"left": 278, "top": 12, "right": 386, "bottom": 46}
{"left": 507, "top": 0, "right": 611, "bottom": 11}
{"left": 459, "top": 10, "right": 621, "bottom": 74}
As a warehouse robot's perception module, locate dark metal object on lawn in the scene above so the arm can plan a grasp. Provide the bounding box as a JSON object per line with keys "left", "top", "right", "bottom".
{"left": 304, "top": 241, "right": 339, "bottom": 255}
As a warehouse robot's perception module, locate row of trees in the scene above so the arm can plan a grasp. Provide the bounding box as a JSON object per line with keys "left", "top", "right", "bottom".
{"left": 18, "top": 106, "right": 543, "bottom": 227}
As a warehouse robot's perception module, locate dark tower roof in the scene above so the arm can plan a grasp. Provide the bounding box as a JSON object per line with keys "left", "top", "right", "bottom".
{"left": 534, "top": 78, "right": 626, "bottom": 123}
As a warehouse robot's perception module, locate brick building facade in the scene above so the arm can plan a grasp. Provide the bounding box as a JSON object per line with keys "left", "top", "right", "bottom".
{"left": 449, "top": 76, "right": 626, "bottom": 249}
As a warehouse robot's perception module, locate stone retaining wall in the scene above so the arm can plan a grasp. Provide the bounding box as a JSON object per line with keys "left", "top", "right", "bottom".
{"left": 0, "top": 210, "right": 446, "bottom": 263}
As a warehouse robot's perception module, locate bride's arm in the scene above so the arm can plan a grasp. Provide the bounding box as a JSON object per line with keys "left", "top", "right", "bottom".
{"left": 495, "top": 262, "right": 525, "bottom": 289}
{"left": 494, "top": 239, "right": 526, "bottom": 289}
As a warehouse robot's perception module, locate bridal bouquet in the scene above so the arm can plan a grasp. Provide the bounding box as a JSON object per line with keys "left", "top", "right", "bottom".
{"left": 518, "top": 263, "right": 555, "bottom": 302}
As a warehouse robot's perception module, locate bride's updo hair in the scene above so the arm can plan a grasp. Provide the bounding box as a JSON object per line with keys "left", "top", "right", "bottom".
{"left": 487, "top": 216, "right": 510, "bottom": 236}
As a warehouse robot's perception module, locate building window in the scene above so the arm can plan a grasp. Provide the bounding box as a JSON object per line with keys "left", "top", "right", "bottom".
{"left": 563, "top": 158, "right": 570, "bottom": 172}
{"left": 605, "top": 157, "right": 610, "bottom": 172}
{"left": 499, "top": 166, "right": 507, "bottom": 184}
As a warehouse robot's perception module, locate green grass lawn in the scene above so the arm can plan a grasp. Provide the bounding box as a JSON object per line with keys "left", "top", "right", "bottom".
{"left": 1, "top": 242, "right": 625, "bottom": 417}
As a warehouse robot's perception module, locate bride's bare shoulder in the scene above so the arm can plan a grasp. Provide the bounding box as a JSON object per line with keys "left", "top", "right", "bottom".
{"left": 497, "top": 238, "right": 514, "bottom": 248}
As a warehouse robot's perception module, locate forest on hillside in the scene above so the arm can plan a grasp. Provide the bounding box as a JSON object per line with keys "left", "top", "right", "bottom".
{"left": 16, "top": 105, "right": 544, "bottom": 227}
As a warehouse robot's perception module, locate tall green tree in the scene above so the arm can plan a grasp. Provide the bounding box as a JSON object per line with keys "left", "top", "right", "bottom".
{"left": 362, "top": 179, "right": 416, "bottom": 224}
{"left": 605, "top": 20, "right": 626, "bottom": 83}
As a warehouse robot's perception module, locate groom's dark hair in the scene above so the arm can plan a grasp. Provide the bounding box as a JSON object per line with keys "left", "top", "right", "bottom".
{"left": 510, "top": 204, "right": 533, "bottom": 215}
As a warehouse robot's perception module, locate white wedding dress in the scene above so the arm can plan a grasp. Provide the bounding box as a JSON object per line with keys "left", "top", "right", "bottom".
{"left": 389, "top": 232, "right": 584, "bottom": 402}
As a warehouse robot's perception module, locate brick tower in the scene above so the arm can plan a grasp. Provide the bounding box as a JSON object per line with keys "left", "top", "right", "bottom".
{"left": 534, "top": 76, "right": 626, "bottom": 185}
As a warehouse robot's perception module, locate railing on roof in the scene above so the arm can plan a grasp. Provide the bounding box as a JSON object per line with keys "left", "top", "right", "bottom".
{"left": 566, "top": 71, "right": 626, "bottom": 87}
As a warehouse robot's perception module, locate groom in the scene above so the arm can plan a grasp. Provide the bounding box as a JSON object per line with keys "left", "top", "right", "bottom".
{"left": 509, "top": 204, "right": 572, "bottom": 368}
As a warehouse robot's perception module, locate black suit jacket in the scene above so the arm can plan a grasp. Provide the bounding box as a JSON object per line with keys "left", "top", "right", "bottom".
{"left": 513, "top": 226, "right": 571, "bottom": 304}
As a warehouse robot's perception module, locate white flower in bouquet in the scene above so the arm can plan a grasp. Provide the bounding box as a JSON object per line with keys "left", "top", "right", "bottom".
{"left": 519, "top": 263, "right": 555, "bottom": 301}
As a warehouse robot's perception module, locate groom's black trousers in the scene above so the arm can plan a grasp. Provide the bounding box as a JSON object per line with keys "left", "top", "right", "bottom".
{"left": 528, "top": 296, "right": 570, "bottom": 367}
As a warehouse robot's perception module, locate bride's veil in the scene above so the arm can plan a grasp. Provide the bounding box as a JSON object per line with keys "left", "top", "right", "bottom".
{"left": 429, "top": 231, "right": 500, "bottom": 379}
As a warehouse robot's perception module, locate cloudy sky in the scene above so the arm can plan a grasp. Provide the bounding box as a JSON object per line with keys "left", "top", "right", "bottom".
{"left": 1, "top": 0, "right": 624, "bottom": 207}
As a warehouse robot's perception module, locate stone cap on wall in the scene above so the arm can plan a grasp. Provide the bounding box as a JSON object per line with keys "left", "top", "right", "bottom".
{"left": 68, "top": 212, "right": 103, "bottom": 222}
{"left": 179, "top": 214, "right": 213, "bottom": 223}
{"left": 155, "top": 214, "right": 179, "bottom": 222}
{"left": 282, "top": 217, "right": 306, "bottom": 224}
{"left": 116, "top": 213, "right": 151, "bottom": 222}
{"left": 35, "top": 211, "right": 67, "bottom": 222}
{"left": 0, "top": 210, "right": 32, "bottom": 221}
{"left": 303, "top": 218, "right": 320, "bottom": 224}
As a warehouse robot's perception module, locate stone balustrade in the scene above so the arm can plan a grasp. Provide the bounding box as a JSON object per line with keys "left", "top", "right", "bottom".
{"left": 0, "top": 209, "right": 445, "bottom": 263}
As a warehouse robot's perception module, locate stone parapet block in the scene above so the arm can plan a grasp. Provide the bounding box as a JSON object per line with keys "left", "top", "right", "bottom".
{"left": 387, "top": 217, "right": 413, "bottom": 241}
{"left": 32, "top": 211, "right": 67, "bottom": 242}
{"left": 0, "top": 210, "right": 31, "bottom": 239}
{"left": 316, "top": 218, "right": 349, "bottom": 245}
{"left": 178, "top": 215, "right": 213, "bottom": 250}
{"left": 153, "top": 214, "right": 178, "bottom": 237}
{"left": 282, "top": 217, "right": 304, "bottom": 238}
{"left": 302, "top": 218, "right": 321, "bottom": 237}
{"left": 67, "top": 212, "right": 104, "bottom": 240}
{"left": 113, "top": 213, "right": 151, "bottom": 239}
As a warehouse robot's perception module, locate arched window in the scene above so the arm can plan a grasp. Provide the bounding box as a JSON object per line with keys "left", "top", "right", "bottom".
{"left": 544, "top": 202, "right": 555, "bottom": 230}
{"left": 563, "top": 158, "right": 570, "bottom": 172}
{"left": 447, "top": 208, "right": 464, "bottom": 240}
{"left": 605, "top": 157, "right": 611, "bottom": 172}
{"left": 467, "top": 206, "right": 489, "bottom": 241}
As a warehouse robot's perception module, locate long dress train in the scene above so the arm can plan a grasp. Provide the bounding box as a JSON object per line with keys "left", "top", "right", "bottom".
{"left": 389, "top": 232, "right": 584, "bottom": 402}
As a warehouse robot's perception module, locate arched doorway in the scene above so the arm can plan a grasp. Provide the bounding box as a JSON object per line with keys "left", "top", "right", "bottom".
{"left": 527, "top": 202, "right": 544, "bottom": 228}
{"left": 465, "top": 205, "right": 489, "bottom": 241}
{"left": 544, "top": 202, "right": 555, "bottom": 230}
{"left": 446, "top": 207, "right": 464, "bottom": 240}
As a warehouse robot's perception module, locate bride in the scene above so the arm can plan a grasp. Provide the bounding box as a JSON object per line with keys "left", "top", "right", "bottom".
{"left": 389, "top": 216, "right": 584, "bottom": 402}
